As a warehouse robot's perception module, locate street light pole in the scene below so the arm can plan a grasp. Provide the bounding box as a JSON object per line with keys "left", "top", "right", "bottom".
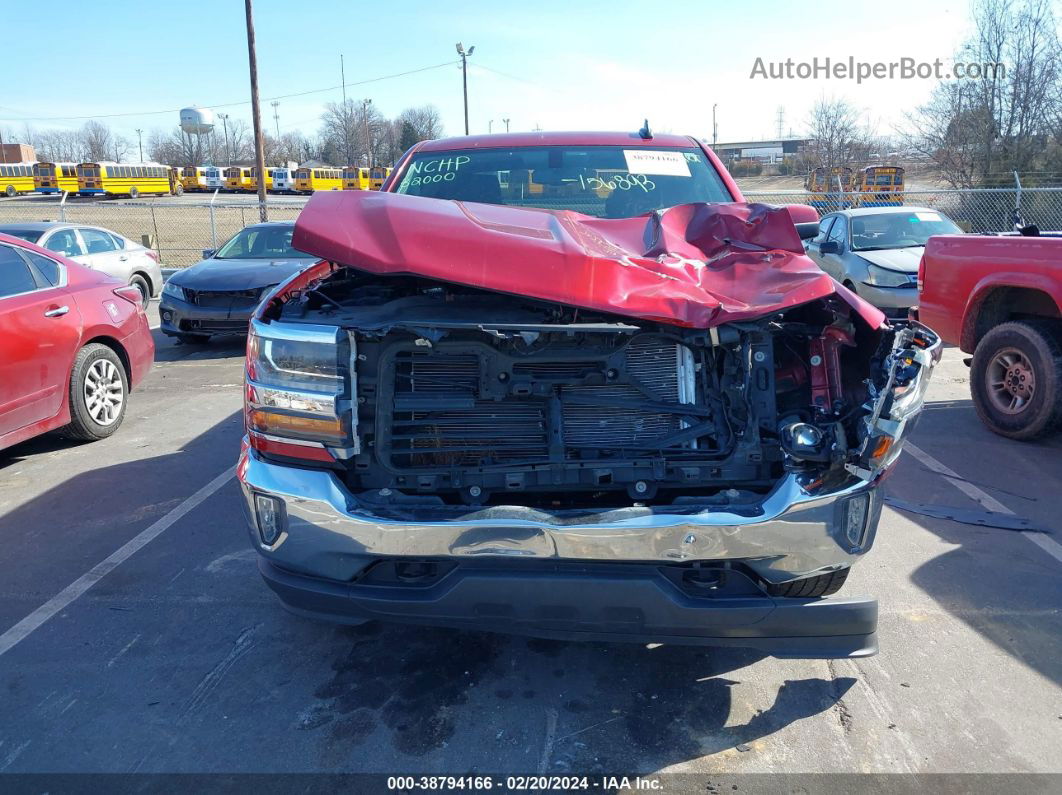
{"left": 135, "top": 128, "right": 143, "bottom": 161}
{"left": 502, "top": 117, "right": 510, "bottom": 133}
{"left": 244, "top": 0, "right": 268, "bottom": 222}
{"left": 218, "top": 113, "right": 230, "bottom": 166}
{"left": 712, "top": 104, "right": 718, "bottom": 148}
{"left": 456, "top": 42, "right": 475, "bottom": 135}
{"left": 361, "top": 98, "right": 373, "bottom": 167}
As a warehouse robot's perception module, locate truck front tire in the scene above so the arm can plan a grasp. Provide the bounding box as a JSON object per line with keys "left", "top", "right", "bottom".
{"left": 970, "top": 320, "right": 1062, "bottom": 440}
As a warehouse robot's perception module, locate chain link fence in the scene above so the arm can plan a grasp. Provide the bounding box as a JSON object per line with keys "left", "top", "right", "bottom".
{"left": 3, "top": 187, "right": 1062, "bottom": 268}
{"left": 743, "top": 187, "right": 1062, "bottom": 234}
{"left": 0, "top": 196, "right": 306, "bottom": 268}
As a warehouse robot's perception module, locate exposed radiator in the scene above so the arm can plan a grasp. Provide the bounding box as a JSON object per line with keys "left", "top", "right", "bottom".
{"left": 386, "top": 336, "right": 698, "bottom": 469}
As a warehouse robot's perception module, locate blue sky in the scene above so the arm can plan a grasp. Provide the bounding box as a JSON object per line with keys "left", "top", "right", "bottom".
{"left": 2, "top": 0, "right": 973, "bottom": 144}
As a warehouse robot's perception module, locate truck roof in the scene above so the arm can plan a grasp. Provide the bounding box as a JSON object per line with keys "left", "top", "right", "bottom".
{"left": 415, "top": 131, "right": 701, "bottom": 152}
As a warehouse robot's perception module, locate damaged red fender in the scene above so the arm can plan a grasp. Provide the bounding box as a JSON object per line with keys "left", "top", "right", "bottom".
{"left": 292, "top": 190, "right": 885, "bottom": 330}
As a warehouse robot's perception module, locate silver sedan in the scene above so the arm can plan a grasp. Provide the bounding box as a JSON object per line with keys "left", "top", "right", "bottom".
{"left": 804, "top": 206, "right": 962, "bottom": 318}
{"left": 0, "top": 221, "right": 163, "bottom": 306}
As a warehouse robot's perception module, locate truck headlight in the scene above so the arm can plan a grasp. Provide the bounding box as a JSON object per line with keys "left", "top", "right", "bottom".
{"left": 863, "top": 264, "right": 914, "bottom": 288}
{"left": 245, "top": 322, "right": 352, "bottom": 458}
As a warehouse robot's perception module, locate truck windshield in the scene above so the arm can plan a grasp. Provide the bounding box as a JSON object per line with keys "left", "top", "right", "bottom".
{"left": 393, "top": 145, "right": 733, "bottom": 218}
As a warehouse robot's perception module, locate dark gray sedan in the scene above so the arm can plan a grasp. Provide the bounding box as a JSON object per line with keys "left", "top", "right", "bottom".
{"left": 159, "top": 222, "right": 316, "bottom": 343}
{"left": 804, "top": 206, "right": 962, "bottom": 318}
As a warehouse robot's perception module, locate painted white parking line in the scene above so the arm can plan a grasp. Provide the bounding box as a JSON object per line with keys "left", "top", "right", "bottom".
{"left": 904, "top": 443, "right": 1062, "bottom": 565}
{"left": 0, "top": 467, "right": 235, "bottom": 659}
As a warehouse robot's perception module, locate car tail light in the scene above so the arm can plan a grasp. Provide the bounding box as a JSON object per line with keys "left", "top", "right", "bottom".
{"left": 145, "top": 250, "right": 161, "bottom": 264}
{"left": 113, "top": 285, "right": 144, "bottom": 306}
{"left": 916, "top": 254, "right": 925, "bottom": 292}
{"left": 244, "top": 320, "right": 351, "bottom": 464}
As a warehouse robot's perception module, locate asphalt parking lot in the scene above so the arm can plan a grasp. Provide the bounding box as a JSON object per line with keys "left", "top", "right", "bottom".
{"left": 0, "top": 303, "right": 1059, "bottom": 779}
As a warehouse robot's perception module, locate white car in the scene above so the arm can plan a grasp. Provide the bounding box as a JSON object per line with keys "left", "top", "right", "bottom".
{"left": 0, "top": 222, "right": 163, "bottom": 305}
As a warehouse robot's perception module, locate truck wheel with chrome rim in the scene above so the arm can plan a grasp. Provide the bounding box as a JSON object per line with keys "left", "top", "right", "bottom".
{"left": 63, "top": 343, "right": 129, "bottom": 441}
{"left": 971, "top": 320, "right": 1062, "bottom": 440}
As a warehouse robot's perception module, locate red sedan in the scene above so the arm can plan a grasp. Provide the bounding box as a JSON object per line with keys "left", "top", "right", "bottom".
{"left": 0, "top": 232, "right": 154, "bottom": 452}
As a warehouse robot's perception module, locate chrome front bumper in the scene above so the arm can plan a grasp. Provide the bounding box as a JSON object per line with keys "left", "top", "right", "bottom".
{"left": 238, "top": 451, "right": 884, "bottom": 585}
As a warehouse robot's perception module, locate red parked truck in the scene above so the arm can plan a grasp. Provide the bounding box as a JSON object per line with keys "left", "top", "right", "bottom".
{"left": 918, "top": 234, "right": 1062, "bottom": 439}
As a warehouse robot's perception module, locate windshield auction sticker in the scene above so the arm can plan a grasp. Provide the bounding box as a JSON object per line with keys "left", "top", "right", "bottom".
{"left": 623, "top": 150, "right": 691, "bottom": 177}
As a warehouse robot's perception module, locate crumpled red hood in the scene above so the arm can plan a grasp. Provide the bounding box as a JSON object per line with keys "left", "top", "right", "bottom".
{"left": 292, "top": 190, "right": 884, "bottom": 329}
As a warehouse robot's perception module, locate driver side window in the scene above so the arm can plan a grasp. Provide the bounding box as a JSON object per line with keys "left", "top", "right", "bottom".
{"left": 813, "top": 216, "right": 836, "bottom": 244}
{"left": 827, "top": 216, "right": 848, "bottom": 247}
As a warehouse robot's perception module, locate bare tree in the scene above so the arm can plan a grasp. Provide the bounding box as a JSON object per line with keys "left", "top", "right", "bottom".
{"left": 907, "top": 0, "right": 1062, "bottom": 186}
{"left": 399, "top": 105, "right": 444, "bottom": 140}
{"left": 112, "top": 134, "right": 132, "bottom": 163}
{"left": 802, "top": 97, "right": 875, "bottom": 176}
{"left": 79, "top": 121, "right": 114, "bottom": 162}
{"left": 226, "top": 119, "right": 254, "bottom": 162}
{"left": 35, "top": 128, "right": 84, "bottom": 162}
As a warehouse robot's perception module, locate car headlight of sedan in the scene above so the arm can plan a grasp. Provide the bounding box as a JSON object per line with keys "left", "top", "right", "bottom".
{"left": 863, "top": 264, "right": 914, "bottom": 288}
{"left": 162, "top": 281, "right": 185, "bottom": 300}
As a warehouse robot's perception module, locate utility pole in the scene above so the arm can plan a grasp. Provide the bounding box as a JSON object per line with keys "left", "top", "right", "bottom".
{"left": 135, "top": 129, "right": 143, "bottom": 161}
{"left": 456, "top": 42, "right": 475, "bottom": 135}
{"left": 341, "top": 53, "right": 347, "bottom": 104}
{"left": 361, "top": 98, "right": 373, "bottom": 167}
{"left": 502, "top": 117, "right": 510, "bottom": 133}
{"left": 244, "top": 0, "right": 267, "bottom": 221}
{"left": 218, "top": 113, "right": 231, "bottom": 166}
{"left": 712, "top": 104, "right": 718, "bottom": 147}
{"left": 0, "top": 127, "right": 5, "bottom": 163}
{"left": 271, "top": 101, "right": 280, "bottom": 139}
{"left": 488, "top": 120, "right": 493, "bottom": 134}
{"left": 776, "top": 106, "right": 784, "bottom": 139}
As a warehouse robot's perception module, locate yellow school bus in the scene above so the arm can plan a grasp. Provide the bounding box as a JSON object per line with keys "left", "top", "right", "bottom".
{"left": 295, "top": 166, "right": 343, "bottom": 193}
{"left": 76, "top": 162, "right": 174, "bottom": 198}
{"left": 225, "top": 166, "right": 253, "bottom": 192}
{"left": 342, "top": 166, "right": 372, "bottom": 190}
{"left": 369, "top": 166, "right": 392, "bottom": 190}
{"left": 248, "top": 166, "right": 276, "bottom": 192}
{"left": 181, "top": 166, "right": 210, "bottom": 192}
{"left": 33, "top": 162, "right": 78, "bottom": 194}
{"left": 854, "top": 165, "right": 905, "bottom": 207}
{"left": 1, "top": 162, "right": 36, "bottom": 196}
{"left": 805, "top": 166, "right": 854, "bottom": 212}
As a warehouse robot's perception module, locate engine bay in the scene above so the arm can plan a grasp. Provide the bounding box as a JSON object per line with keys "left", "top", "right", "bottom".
{"left": 272, "top": 270, "right": 892, "bottom": 508}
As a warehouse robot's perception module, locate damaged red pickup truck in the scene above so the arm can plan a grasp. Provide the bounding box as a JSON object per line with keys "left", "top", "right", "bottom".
{"left": 238, "top": 132, "right": 940, "bottom": 658}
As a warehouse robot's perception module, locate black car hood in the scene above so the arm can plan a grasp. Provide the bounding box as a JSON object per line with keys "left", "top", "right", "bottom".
{"left": 169, "top": 258, "right": 313, "bottom": 291}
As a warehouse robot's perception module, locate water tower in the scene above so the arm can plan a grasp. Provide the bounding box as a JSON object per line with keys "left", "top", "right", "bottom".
{"left": 178, "top": 107, "right": 216, "bottom": 165}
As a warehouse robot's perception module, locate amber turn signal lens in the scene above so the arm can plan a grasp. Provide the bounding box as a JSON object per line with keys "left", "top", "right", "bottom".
{"left": 247, "top": 409, "right": 344, "bottom": 441}
{"left": 871, "top": 436, "right": 893, "bottom": 459}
